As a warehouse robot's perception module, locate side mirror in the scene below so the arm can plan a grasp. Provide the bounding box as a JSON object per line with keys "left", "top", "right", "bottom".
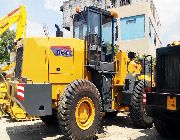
{"left": 128, "top": 52, "right": 136, "bottom": 60}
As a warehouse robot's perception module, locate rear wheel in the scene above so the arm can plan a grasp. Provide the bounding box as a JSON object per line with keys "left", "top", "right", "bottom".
{"left": 130, "top": 80, "right": 153, "bottom": 128}
{"left": 58, "top": 80, "right": 102, "bottom": 140}
{"left": 154, "top": 118, "right": 180, "bottom": 137}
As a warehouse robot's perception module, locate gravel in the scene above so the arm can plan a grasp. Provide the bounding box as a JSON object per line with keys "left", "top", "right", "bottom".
{"left": 0, "top": 113, "right": 179, "bottom": 140}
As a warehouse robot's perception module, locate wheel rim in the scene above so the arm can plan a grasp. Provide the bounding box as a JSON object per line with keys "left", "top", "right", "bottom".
{"left": 75, "top": 97, "right": 95, "bottom": 130}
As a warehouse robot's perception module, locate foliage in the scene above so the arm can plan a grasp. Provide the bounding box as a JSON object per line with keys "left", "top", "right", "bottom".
{"left": 0, "top": 29, "right": 16, "bottom": 62}
{"left": 105, "top": 42, "right": 119, "bottom": 54}
{"left": 114, "top": 44, "right": 119, "bottom": 53}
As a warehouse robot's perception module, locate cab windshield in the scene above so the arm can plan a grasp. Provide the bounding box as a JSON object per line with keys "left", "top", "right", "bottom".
{"left": 73, "top": 8, "right": 115, "bottom": 63}
{"left": 73, "top": 11, "right": 113, "bottom": 45}
{"left": 102, "top": 15, "right": 113, "bottom": 54}
{"left": 73, "top": 13, "right": 87, "bottom": 39}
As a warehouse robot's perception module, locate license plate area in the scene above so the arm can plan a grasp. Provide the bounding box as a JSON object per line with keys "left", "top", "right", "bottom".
{"left": 167, "top": 96, "right": 176, "bottom": 111}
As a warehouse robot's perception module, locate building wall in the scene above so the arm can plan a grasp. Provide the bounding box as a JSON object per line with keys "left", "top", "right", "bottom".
{"left": 148, "top": 2, "right": 161, "bottom": 56}
{"left": 111, "top": 2, "right": 161, "bottom": 56}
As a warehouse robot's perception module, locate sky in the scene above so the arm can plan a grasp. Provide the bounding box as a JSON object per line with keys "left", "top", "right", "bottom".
{"left": 0, "top": 0, "right": 69, "bottom": 37}
{"left": 0, "top": 0, "right": 179, "bottom": 46}
{"left": 153, "top": 0, "right": 180, "bottom": 46}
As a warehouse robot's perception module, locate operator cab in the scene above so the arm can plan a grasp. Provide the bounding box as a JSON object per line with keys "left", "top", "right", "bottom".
{"left": 73, "top": 7, "right": 117, "bottom": 73}
{"left": 73, "top": 7, "right": 118, "bottom": 111}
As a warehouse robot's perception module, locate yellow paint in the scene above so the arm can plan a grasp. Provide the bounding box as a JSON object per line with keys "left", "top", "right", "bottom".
{"left": 171, "top": 41, "right": 180, "bottom": 46}
{"left": 0, "top": 62, "right": 15, "bottom": 72}
{"left": 11, "top": 103, "right": 27, "bottom": 119}
{"left": 22, "top": 38, "right": 84, "bottom": 84}
{"left": 137, "top": 75, "right": 151, "bottom": 82}
{"left": 75, "top": 97, "right": 95, "bottom": 130}
{"left": 51, "top": 84, "right": 60, "bottom": 100}
{"left": 0, "top": 83, "right": 7, "bottom": 117}
{"left": 110, "top": 11, "right": 118, "bottom": 18}
{"left": 127, "top": 60, "right": 142, "bottom": 75}
{"left": 114, "top": 51, "right": 128, "bottom": 86}
{"left": 112, "top": 51, "right": 152, "bottom": 110}
{"left": 84, "top": 67, "right": 92, "bottom": 81}
{"left": 0, "top": 108, "right": 3, "bottom": 118}
{"left": 20, "top": 37, "right": 85, "bottom": 108}
{"left": 167, "top": 96, "right": 176, "bottom": 111}
{"left": 0, "top": 83, "right": 7, "bottom": 93}
{"left": 0, "top": 5, "right": 26, "bottom": 40}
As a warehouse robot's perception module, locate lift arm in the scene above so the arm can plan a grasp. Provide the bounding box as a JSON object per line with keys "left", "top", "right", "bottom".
{"left": 0, "top": 5, "right": 27, "bottom": 40}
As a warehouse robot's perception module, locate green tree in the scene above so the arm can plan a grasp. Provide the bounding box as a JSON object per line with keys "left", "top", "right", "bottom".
{"left": 0, "top": 29, "right": 16, "bottom": 62}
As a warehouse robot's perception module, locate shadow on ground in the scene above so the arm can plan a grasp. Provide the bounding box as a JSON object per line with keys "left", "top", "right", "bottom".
{"left": 6, "top": 121, "right": 64, "bottom": 140}
{"left": 97, "top": 113, "right": 139, "bottom": 139}
{"left": 102, "top": 113, "right": 133, "bottom": 128}
{"left": 135, "top": 128, "right": 180, "bottom": 140}
{"left": 99, "top": 113, "right": 180, "bottom": 140}
{"left": 5, "top": 113, "right": 180, "bottom": 140}
{"left": 6, "top": 114, "right": 133, "bottom": 140}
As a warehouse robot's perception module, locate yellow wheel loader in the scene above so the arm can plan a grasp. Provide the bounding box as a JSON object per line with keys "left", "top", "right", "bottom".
{"left": 6, "top": 6, "right": 153, "bottom": 139}
{"left": 0, "top": 5, "right": 38, "bottom": 121}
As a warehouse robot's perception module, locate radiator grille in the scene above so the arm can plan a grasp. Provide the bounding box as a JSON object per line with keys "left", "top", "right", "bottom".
{"left": 157, "top": 46, "right": 180, "bottom": 93}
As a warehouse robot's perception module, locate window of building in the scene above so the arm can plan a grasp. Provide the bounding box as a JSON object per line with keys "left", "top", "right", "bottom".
{"left": 120, "top": 14, "right": 145, "bottom": 40}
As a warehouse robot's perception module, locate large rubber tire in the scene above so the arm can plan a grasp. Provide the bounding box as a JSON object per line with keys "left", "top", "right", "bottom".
{"left": 130, "top": 80, "right": 153, "bottom": 128}
{"left": 154, "top": 118, "right": 180, "bottom": 137}
{"left": 40, "top": 111, "right": 58, "bottom": 126}
{"left": 58, "top": 80, "right": 102, "bottom": 140}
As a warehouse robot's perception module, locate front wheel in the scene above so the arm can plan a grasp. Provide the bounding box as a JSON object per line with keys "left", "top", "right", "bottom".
{"left": 130, "top": 80, "right": 153, "bottom": 128}
{"left": 58, "top": 80, "right": 102, "bottom": 140}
